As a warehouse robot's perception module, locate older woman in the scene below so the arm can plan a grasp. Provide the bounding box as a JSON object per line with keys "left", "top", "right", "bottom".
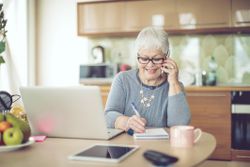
{"left": 104, "top": 27, "right": 191, "bottom": 133}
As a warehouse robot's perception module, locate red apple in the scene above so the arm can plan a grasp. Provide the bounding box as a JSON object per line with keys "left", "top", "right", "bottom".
{"left": 0, "top": 121, "right": 12, "bottom": 132}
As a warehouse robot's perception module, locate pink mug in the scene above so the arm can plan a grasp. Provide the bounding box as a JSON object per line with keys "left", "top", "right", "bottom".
{"left": 170, "top": 125, "right": 202, "bottom": 148}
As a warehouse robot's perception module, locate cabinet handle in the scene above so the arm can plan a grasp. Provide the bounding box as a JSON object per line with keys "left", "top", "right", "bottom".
{"left": 236, "top": 155, "right": 250, "bottom": 159}
{"left": 187, "top": 93, "right": 227, "bottom": 97}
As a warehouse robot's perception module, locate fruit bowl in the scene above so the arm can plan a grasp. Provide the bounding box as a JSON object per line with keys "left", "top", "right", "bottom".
{"left": 0, "top": 112, "right": 32, "bottom": 149}
{"left": 0, "top": 137, "right": 35, "bottom": 152}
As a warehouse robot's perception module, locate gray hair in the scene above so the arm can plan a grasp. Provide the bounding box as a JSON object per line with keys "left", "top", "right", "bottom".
{"left": 135, "top": 27, "right": 169, "bottom": 55}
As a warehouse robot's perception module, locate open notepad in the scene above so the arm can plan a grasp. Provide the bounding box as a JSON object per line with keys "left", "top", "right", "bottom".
{"left": 133, "top": 128, "right": 169, "bottom": 140}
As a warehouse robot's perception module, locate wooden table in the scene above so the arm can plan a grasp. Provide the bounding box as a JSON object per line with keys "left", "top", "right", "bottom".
{"left": 0, "top": 132, "right": 216, "bottom": 167}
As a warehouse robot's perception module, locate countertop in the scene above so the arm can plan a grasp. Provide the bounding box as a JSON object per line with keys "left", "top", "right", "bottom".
{"left": 80, "top": 79, "right": 250, "bottom": 91}
{"left": 97, "top": 85, "right": 250, "bottom": 92}
{"left": 185, "top": 86, "right": 250, "bottom": 91}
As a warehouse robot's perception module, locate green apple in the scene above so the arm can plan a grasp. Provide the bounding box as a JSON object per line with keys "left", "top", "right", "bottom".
{"left": 3, "top": 127, "right": 24, "bottom": 145}
{"left": 5, "top": 113, "right": 31, "bottom": 143}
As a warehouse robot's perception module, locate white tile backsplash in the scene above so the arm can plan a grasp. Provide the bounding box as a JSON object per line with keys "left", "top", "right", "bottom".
{"left": 89, "top": 34, "right": 250, "bottom": 85}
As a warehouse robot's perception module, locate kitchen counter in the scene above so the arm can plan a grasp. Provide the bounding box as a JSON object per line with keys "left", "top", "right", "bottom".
{"left": 97, "top": 85, "right": 250, "bottom": 92}
{"left": 185, "top": 86, "right": 250, "bottom": 92}
{"left": 80, "top": 78, "right": 250, "bottom": 91}
{"left": 80, "top": 78, "right": 113, "bottom": 85}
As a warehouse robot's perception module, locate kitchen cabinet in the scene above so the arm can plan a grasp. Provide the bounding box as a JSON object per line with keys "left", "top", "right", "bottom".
{"left": 77, "top": 0, "right": 177, "bottom": 35}
{"left": 77, "top": 0, "right": 250, "bottom": 36}
{"left": 175, "top": 0, "right": 231, "bottom": 28}
{"left": 77, "top": 1, "right": 124, "bottom": 35}
{"left": 186, "top": 91, "right": 231, "bottom": 160}
{"left": 125, "top": 0, "right": 232, "bottom": 30}
{"left": 124, "top": 0, "right": 177, "bottom": 31}
{"left": 232, "top": 149, "right": 250, "bottom": 161}
{"left": 100, "top": 85, "right": 110, "bottom": 106}
{"left": 232, "top": 0, "right": 250, "bottom": 27}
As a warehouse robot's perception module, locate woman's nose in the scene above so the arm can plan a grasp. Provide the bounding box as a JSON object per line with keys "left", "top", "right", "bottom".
{"left": 146, "top": 60, "right": 155, "bottom": 67}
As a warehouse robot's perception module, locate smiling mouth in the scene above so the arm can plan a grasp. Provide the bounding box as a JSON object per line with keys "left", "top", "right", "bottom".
{"left": 145, "top": 68, "right": 158, "bottom": 74}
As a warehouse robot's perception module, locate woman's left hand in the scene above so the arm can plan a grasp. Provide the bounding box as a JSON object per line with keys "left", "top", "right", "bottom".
{"left": 161, "top": 57, "right": 179, "bottom": 85}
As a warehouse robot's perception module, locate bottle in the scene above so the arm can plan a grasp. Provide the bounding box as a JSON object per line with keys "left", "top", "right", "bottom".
{"left": 206, "top": 56, "right": 217, "bottom": 86}
{"left": 201, "top": 70, "right": 207, "bottom": 86}
{"left": 195, "top": 69, "right": 202, "bottom": 86}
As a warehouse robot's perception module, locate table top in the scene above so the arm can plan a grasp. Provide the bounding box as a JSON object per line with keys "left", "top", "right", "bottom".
{"left": 0, "top": 132, "right": 216, "bottom": 167}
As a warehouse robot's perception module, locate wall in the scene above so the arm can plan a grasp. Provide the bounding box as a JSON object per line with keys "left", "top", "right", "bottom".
{"left": 0, "top": 0, "right": 28, "bottom": 93}
{"left": 89, "top": 34, "right": 250, "bottom": 86}
{"left": 36, "top": 0, "right": 88, "bottom": 86}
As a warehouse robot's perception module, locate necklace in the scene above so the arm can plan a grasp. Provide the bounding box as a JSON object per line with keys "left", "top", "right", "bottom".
{"left": 139, "top": 88, "right": 155, "bottom": 107}
{"left": 139, "top": 79, "right": 160, "bottom": 108}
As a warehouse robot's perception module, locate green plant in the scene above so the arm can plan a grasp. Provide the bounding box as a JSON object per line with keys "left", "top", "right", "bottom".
{"left": 0, "top": 3, "right": 7, "bottom": 65}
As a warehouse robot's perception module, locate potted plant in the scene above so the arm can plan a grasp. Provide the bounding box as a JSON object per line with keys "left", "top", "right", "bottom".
{"left": 0, "top": 3, "right": 7, "bottom": 66}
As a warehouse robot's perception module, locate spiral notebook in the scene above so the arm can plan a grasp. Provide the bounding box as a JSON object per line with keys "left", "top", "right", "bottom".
{"left": 133, "top": 128, "right": 169, "bottom": 140}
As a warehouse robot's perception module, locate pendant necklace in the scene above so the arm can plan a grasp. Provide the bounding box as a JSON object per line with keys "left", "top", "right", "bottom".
{"left": 139, "top": 88, "right": 155, "bottom": 107}
{"left": 139, "top": 79, "right": 160, "bottom": 108}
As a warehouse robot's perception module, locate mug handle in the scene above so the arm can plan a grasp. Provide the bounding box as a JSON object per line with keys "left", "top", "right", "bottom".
{"left": 194, "top": 128, "right": 202, "bottom": 143}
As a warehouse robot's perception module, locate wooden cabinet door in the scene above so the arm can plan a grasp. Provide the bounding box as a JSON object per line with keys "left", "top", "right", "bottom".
{"left": 232, "top": 0, "right": 250, "bottom": 27}
{"left": 186, "top": 91, "right": 231, "bottom": 160}
{"left": 77, "top": 2, "right": 124, "bottom": 34}
{"left": 100, "top": 85, "right": 110, "bottom": 107}
{"left": 176, "top": 0, "right": 231, "bottom": 28}
{"left": 125, "top": 0, "right": 177, "bottom": 31}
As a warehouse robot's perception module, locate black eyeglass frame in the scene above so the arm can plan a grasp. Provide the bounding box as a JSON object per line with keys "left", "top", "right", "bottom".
{"left": 137, "top": 50, "right": 170, "bottom": 65}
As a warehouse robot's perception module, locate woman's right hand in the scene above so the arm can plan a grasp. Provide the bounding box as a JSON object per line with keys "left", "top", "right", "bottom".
{"left": 126, "top": 115, "right": 147, "bottom": 133}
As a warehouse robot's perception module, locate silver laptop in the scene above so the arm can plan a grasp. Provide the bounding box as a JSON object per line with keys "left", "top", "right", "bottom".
{"left": 20, "top": 86, "right": 123, "bottom": 140}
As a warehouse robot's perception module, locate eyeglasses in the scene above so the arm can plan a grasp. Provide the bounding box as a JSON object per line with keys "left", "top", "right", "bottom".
{"left": 137, "top": 56, "right": 165, "bottom": 64}
{"left": 137, "top": 50, "right": 170, "bottom": 65}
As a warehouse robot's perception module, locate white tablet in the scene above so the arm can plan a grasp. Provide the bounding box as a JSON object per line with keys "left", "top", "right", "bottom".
{"left": 68, "top": 144, "right": 139, "bottom": 163}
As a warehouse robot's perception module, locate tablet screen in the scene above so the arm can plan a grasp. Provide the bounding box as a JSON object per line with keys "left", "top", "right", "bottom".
{"left": 69, "top": 144, "right": 139, "bottom": 163}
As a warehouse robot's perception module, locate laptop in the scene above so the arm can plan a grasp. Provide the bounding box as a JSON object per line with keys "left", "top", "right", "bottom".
{"left": 19, "top": 86, "right": 123, "bottom": 140}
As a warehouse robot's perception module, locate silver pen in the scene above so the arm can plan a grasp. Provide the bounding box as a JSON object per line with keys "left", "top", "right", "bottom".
{"left": 131, "top": 103, "right": 141, "bottom": 117}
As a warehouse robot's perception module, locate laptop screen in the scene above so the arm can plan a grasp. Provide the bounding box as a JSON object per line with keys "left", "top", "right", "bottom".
{"left": 20, "top": 86, "right": 120, "bottom": 140}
